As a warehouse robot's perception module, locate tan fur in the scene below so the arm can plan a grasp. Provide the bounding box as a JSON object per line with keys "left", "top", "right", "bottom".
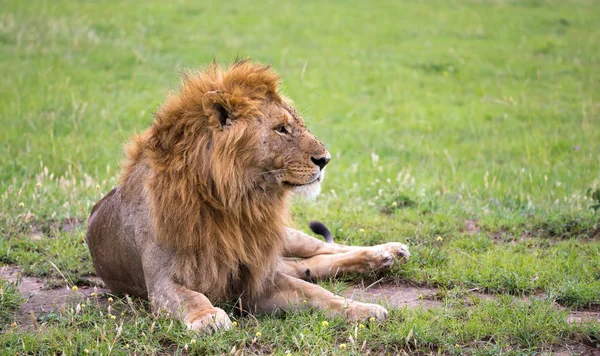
{"left": 281, "top": 228, "right": 410, "bottom": 280}
{"left": 87, "top": 60, "right": 409, "bottom": 333}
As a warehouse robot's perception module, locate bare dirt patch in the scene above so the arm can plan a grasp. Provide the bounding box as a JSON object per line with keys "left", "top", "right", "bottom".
{"left": 547, "top": 343, "right": 600, "bottom": 356}
{"left": 0, "top": 265, "right": 110, "bottom": 329}
{"left": 344, "top": 282, "right": 442, "bottom": 309}
{"left": 567, "top": 311, "right": 600, "bottom": 324}
{"left": 28, "top": 217, "right": 82, "bottom": 240}
{"left": 465, "top": 219, "right": 481, "bottom": 235}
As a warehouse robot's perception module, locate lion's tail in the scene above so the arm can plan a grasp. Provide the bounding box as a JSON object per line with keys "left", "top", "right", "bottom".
{"left": 308, "top": 221, "right": 333, "bottom": 243}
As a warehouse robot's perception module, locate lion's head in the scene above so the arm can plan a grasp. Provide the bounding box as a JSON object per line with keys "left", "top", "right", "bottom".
{"left": 120, "top": 60, "right": 329, "bottom": 299}
{"left": 129, "top": 60, "right": 330, "bottom": 204}
{"left": 200, "top": 82, "right": 331, "bottom": 201}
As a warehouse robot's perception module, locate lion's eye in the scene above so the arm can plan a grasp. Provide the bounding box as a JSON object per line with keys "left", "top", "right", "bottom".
{"left": 274, "top": 125, "right": 290, "bottom": 135}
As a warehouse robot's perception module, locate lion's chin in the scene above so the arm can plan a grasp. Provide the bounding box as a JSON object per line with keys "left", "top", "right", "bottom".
{"left": 289, "top": 169, "right": 325, "bottom": 200}
{"left": 291, "top": 179, "right": 322, "bottom": 199}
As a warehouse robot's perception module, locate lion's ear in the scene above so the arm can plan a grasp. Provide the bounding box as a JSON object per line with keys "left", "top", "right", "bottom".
{"left": 213, "top": 102, "right": 233, "bottom": 128}
{"left": 203, "top": 90, "right": 235, "bottom": 130}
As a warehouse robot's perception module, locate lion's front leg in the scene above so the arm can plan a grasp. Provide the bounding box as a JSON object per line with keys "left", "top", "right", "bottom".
{"left": 285, "top": 227, "right": 410, "bottom": 260}
{"left": 283, "top": 227, "right": 410, "bottom": 280}
{"left": 252, "top": 272, "right": 387, "bottom": 322}
{"left": 146, "top": 272, "right": 232, "bottom": 334}
{"left": 282, "top": 247, "right": 396, "bottom": 280}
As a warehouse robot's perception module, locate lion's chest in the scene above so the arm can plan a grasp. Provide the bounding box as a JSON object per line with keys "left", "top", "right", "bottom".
{"left": 179, "top": 234, "right": 282, "bottom": 302}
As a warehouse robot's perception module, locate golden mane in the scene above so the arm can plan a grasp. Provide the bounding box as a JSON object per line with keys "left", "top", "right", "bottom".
{"left": 120, "top": 61, "right": 288, "bottom": 301}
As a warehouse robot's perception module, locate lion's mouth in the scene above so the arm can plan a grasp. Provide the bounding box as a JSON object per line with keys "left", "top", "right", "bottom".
{"left": 283, "top": 178, "right": 319, "bottom": 188}
{"left": 282, "top": 169, "right": 325, "bottom": 190}
{"left": 283, "top": 182, "right": 304, "bottom": 187}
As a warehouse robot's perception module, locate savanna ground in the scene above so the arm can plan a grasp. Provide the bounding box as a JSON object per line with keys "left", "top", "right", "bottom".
{"left": 1, "top": 0, "right": 599, "bottom": 354}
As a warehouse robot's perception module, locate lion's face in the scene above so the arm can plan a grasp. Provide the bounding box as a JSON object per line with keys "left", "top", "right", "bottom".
{"left": 251, "top": 100, "right": 330, "bottom": 198}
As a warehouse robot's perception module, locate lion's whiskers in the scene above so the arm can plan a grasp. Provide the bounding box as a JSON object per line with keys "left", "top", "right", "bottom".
{"left": 260, "top": 168, "right": 287, "bottom": 176}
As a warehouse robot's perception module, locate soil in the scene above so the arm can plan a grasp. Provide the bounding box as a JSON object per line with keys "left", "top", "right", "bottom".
{"left": 464, "top": 219, "right": 481, "bottom": 235}
{"left": 29, "top": 217, "right": 82, "bottom": 240}
{"left": 0, "top": 265, "right": 110, "bottom": 329}
{"left": 548, "top": 344, "right": 600, "bottom": 356}
{"left": 344, "top": 281, "right": 442, "bottom": 309}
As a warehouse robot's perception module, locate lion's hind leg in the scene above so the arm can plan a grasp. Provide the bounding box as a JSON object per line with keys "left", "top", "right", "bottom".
{"left": 252, "top": 272, "right": 387, "bottom": 322}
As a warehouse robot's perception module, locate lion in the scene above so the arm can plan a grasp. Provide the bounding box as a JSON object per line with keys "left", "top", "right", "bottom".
{"left": 86, "top": 60, "right": 410, "bottom": 333}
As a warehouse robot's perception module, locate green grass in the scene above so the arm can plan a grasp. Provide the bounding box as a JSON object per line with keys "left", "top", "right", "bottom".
{"left": 1, "top": 292, "right": 598, "bottom": 355}
{"left": 0, "top": 280, "right": 23, "bottom": 331}
{"left": 1, "top": 0, "right": 599, "bottom": 353}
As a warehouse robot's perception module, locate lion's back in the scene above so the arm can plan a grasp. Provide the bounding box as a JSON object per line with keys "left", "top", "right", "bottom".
{"left": 86, "top": 163, "right": 155, "bottom": 297}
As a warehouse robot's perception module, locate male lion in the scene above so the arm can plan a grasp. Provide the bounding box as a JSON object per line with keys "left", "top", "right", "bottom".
{"left": 87, "top": 60, "right": 410, "bottom": 333}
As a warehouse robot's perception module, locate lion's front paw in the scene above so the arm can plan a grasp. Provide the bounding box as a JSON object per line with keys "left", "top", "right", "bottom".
{"left": 356, "top": 248, "right": 395, "bottom": 272}
{"left": 343, "top": 301, "right": 388, "bottom": 322}
{"left": 185, "top": 307, "right": 232, "bottom": 334}
{"left": 379, "top": 242, "right": 410, "bottom": 264}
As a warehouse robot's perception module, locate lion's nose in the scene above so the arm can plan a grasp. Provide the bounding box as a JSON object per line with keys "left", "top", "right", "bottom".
{"left": 311, "top": 155, "right": 330, "bottom": 170}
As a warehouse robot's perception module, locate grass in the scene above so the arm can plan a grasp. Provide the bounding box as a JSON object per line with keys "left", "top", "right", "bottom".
{"left": 1, "top": 292, "right": 598, "bottom": 355}
{"left": 1, "top": 0, "right": 599, "bottom": 354}
{"left": 0, "top": 280, "right": 22, "bottom": 331}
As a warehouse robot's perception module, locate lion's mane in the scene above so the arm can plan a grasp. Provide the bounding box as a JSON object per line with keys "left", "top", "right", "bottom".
{"left": 119, "top": 61, "right": 288, "bottom": 301}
